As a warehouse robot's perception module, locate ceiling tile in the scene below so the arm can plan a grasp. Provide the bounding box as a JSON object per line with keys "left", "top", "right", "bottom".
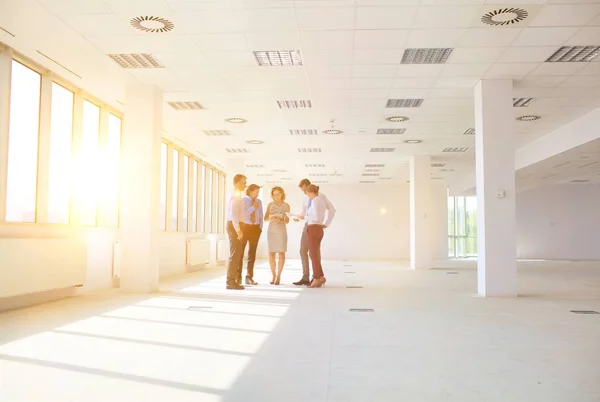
{"left": 103, "top": 0, "right": 172, "bottom": 14}
{"left": 396, "top": 64, "right": 445, "bottom": 77}
{"left": 497, "top": 47, "right": 557, "bottom": 63}
{"left": 351, "top": 78, "right": 394, "bottom": 89}
{"left": 393, "top": 77, "right": 437, "bottom": 88}
{"left": 575, "top": 63, "right": 600, "bottom": 76}
{"left": 310, "top": 78, "right": 353, "bottom": 90}
{"left": 39, "top": 0, "right": 112, "bottom": 15}
{"left": 412, "top": 6, "right": 481, "bottom": 29}
{"left": 440, "top": 63, "right": 491, "bottom": 77}
{"left": 236, "top": 8, "right": 298, "bottom": 32}
{"left": 358, "top": 0, "right": 419, "bottom": 5}
{"left": 305, "top": 64, "right": 352, "bottom": 78}
{"left": 352, "top": 65, "right": 399, "bottom": 78}
{"left": 405, "top": 29, "right": 466, "bottom": 48}
{"left": 300, "top": 31, "right": 354, "bottom": 50}
{"left": 484, "top": 63, "right": 538, "bottom": 79}
{"left": 458, "top": 28, "right": 522, "bottom": 47}
{"left": 192, "top": 33, "right": 248, "bottom": 51}
{"left": 354, "top": 30, "right": 409, "bottom": 49}
{"left": 529, "top": 5, "right": 600, "bottom": 27}
{"left": 354, "top": 49, "right": 403, "bottom": 65}
{"left": 356, "top": 7, "right": 418, "bottom": 29}
{"left": 529, "top": 62, "right": 586, "bottom": 76}
{"left": 203, "top": 51, "right": 257, "bottom": 66}
{"left": 512, "top": 27, "right": 581, "bottom": 47}
{"left": 87, "top": 34, "right": 199, "bottom": 54}
{"left": 351, "top": 89, "right": 391, "bottom": 99}
{"left": 245, "top": 32, "right": 301, "bottom": 49}
{"left": 434, "top": 77, "right": 480, "bottom": 88}
{"left": 566, "top": 27, "right": 600, "bottom": 46}
{"left": 559, "top": 76, "right": 600, "bottom": 88}
{"left": 167, "top": 1, "right": 230, "bottom": 11}
{"left": 516, "top": 76, "right": 567, "bottom": 88}
{"left": 447, "top": 47, "right": 505, "bottom": 63}
{"left": 388, "top": 88, "right": 429, "bottom": 98}
{"left": 303, "top": 50, "right": 354, "bottom": 66}
{"left": 295, "top": 7, "right": 356, "bottom": 30}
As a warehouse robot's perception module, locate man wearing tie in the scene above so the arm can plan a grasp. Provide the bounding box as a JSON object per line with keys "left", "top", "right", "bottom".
{"left": 226, "top": 174, "right": 247, "bottom": 290}
{"left": 239, "top": 184, "right": 263, "bottom": 285}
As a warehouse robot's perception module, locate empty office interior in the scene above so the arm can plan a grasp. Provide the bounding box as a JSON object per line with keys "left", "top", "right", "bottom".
{"left": 0, "top": 1, "right": 599, "bottom": 401}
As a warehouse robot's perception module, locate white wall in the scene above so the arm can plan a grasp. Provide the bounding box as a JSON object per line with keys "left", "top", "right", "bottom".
{"left": 255, "top": 183, "right": 448, "bottom": 261}
{"left": 516, "top": 183, "right": 600, "bottom": 260}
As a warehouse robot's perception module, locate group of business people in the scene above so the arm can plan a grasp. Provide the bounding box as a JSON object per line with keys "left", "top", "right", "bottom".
{"left": 225, "top": 175, "right": 336, "bottom": 290}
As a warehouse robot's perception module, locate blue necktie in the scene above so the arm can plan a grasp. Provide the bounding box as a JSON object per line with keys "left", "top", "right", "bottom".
{"left": 307, "top": 198, "right": 312, "bottom": 210}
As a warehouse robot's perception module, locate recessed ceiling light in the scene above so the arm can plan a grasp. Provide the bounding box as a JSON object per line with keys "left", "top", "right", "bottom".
{"left": 463, "top": 128, "right": 475, "bottom": 135}
{"left": 513, "top": 97, "right": 537, "bottom": 107}
{"left": 108, "top": 53, "right": 164, "bottom": 68}
{"left": 546, "top": 46, "right": 600, "bottom": 63}
{"left": 386, "top": 116, "right": 409, "bottom": 122}
{"left": 377, "top": 128, "right": 405, "bottom": 135}
{"left": 225, "top": 117, "right": 247, "bottom": 124}
{"left": 323, "top": 129, "right": 343, "bottom": 135}
{"left": 245, "top": 164, "right": 264, "bottom": 168}
{"left": 298, "top": 148, "right": 321, "bottom": 153}
{"left": 246, "top": 140, "right": 264, "bottom": 145}
{"left": 257, "top": 173, "right": 272, "bottom": 177}
{"left": 168, "top": 101, "right": 204, "bottom": 111}
{"left": 481, "top": 7, "right": 528, "bottom": 26}
{"left": 253, "top": 50, "right": 303, "bottom": 66}
{"left": 306, "top": 164, "right": 325, "bottom": 168}
{"left": 310, "top": 173, "right": 327, "bottom": 177}
{"left": 404, "top": 140, "right": 422, "bottom": 144}
{"left": 516, "top": 115, "right": 541, "bottom": 122}
{"left": 379, "top": 177, "right": 392, "bottom": 180}
{"left": 365, "top": 164, "right": 385, "bottom": 168}
{"left": 130, "top": 16, "right": 174, "bottom": 33}
{"left": 203, "top": 130, "right": 230, "bottom": 136}
{"left": 290, "top": 129, "right": 318, "bottom": 135}
{"left": 386, "top": 99, "right": 424, "bottom": 108}
{"left": 226, "top": 148, "right": 250, "bottom": 153}
{"left": 273, "top": 169, "right": 287, "bottom": 172}
{"left": 359, "top": 181, "right": 375, "bottom": 184}
{"left": 277, "top": 100, "right": 312, "bottom": 109}
{"left": 362, "top": 173, "right": 380, "bottom": 176}
{"left": 431, "top": 163, "right": 445, "bottom": 167}
{"left": 571, "top": 179, "right": 590, "bottom": 183}
{"left": 441, "top": 168, "right": 454, "bottom": 172}
{"left": 401, "top": 48, "right": 453, "bottom": 64}
{"left": 443, "top": 147, "right": 469, "bottom": 153}
{"left": 370, "top": 148, "right": 395, "bottom": 152}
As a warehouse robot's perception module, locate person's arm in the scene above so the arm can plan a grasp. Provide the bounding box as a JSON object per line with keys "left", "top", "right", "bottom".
{"left": 231, "top": 197, "right": 243, "bottom": 233}
{"left": 323, "top": 194, "right": 336, "bottom": 227}
{"left": 264, "top": 202, "right": 271, "bottom": 222}
{"left": 293, "top": 197, "right": 308, "bottom": 221}
{"left": 284, "top": 203, "right": 291, "bottom": 224}
{"left": 259, "top": 200, "right": 264, "bottom": 230}
{"left": 243, "top": 196, "right": 255, "bottom": 214}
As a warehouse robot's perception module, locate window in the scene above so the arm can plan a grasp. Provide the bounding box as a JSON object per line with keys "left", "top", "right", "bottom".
{"left": 182, "top": 154, "right": 189, "bottom": 232}
{"left": 448, "top": 196, "right": 478, "bottom": 258}
{"left": 205, "top": 167, "right": 213, "bottom": 233}
{"left": 171, "top": 149, "right": 179, "bottom": 230}
{"left": 218, "top": 173, "right": 225, "bottom": 234}
{"left": 78, "top": 100, "right": 100, "bottom": 225}
{"left": 191, "top": 160, "right": 198, "bottom": 232}
{"left": 5, "top": 60, "right": 41, "bottom": 222}
{"left": 160, "top": 143, "right": 167, "bottom": 231}
{"left": 100, "top": 113, "right": 121, "bottom": 227}
{"left": 47, "top": 83, "right": 74, "bottom": 224}
{"left": 200, "top": 164, "right": 206, "bottom": 232}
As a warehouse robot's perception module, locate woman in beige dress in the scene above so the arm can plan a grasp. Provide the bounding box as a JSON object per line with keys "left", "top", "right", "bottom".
{"left": 264, "top": 186, "right": 290, "bottom": 285}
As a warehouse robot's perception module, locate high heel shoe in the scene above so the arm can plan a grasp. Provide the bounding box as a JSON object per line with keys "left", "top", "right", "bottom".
{"left": 270, "top": 276, "right": 276, "bottom": 285}
{"left": 308, "top": 277, "right": 326, "bottom": 288}
{"left": 274, "top": 276, "right": 281, "bottom": 285}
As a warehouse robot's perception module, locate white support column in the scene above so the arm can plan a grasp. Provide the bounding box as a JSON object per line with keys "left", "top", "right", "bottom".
{"left": 35, "top": 73, "right": 53, "bottom": 224}
{"left": 119, "top": 83, "right": 163, "bottom": 293}
{"left": 430, "top": 182, "right": 449, "bottom": 262}
{"left": 0, "top": 47, "right": 12, "bottom": 222}
{"left": 474, "top": 79, "right": 517, "bottom": 297}
{"left": 410, "top": 155, "right": 431, "bottom": 270}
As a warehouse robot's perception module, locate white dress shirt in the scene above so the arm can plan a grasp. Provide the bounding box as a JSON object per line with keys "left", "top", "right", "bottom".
{"left": 305, "top": 193, "right": 336, "bottom": 227}
{"left": 226, "top": 189, "right": 245, "bottom": 232}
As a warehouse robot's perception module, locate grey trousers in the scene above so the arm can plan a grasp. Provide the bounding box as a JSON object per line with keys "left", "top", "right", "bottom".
{"left": 300, "top": 224, "right": 310, "bottom": 281}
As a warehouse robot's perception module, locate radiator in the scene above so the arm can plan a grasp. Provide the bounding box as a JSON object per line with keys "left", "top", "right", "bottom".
{"left": 217, "top": 239, "right": 229, "bottom": 265}
{"left": 186, "top": 238, "right": 210, "bottom": 272}
{"left": 0, "top": 238, "right": 87, "bottom": 299}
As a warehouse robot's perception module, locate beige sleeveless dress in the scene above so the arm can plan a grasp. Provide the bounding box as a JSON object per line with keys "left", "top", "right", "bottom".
{"left": 267, "top": 202, "right": 288, "bottom": 253}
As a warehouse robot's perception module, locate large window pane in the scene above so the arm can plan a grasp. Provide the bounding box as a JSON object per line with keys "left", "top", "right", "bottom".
{"left": 5, "top": 60, "right": 41, "bottom": 222}
{"left": 171, "top": 149, "right": 178, "bottom": 230}
{"left": 205, "top": 168, "right": 213, "bottom": 233}
{"left": 47, "top": 82, "right": 73, "bottom": 224}
{"left": 191, "top": 161, "right": 197, "bottom": 232}
{"left": 182, "top": 154, "right": 189, "bottom": 232}
{"left": 100, "top": 113, "right": 121, "bottom": 227}
{"left": 78, "top": 100, "right": 100, "bottom": 225}
{"left": 200, "top": 165, "right": 206, "bottom": 232}
{"left": 160, "top": 143, "right": 167, "bottom": 230}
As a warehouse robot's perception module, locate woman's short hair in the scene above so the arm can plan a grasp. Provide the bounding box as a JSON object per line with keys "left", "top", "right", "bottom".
{"left": 246, "top": 184, "right": 260, "bottom": 196}
{"left": 306, "top": 184, "right": 320, "bottom": 194}
{"left": 298, "top": 178, "right": 311, "bottom": 188}
{"left": 271, "top": 186, "right": 286, "bottom": 201}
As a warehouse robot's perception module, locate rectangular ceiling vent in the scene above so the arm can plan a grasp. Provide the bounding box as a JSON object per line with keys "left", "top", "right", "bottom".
{"left": 281, "top": 177, "right": 293, "bottom": 180}
{"left": 513, "top": 98, "right": 537, "bottom": 108}
{"left": 310, "top": 173, "right": 327, "bottom": 177}
{"left": 226, "top": 148, "right": 250, "bottom": 153}
{"left": 290, "top": 129, "right": 318, "bottom": 135}
{"left": 306, "top": 163, "right": 325, "bottom": 168}
{"left": 266, "top": 180, "right": 282, "bottom": 184}
{"left": 273, "top": 169, "right": 287, "bottom": 172}
{"left": 431, "top": 163, "right": 446, "bottom": 168}
{"left": 443, "top": 147, "right": 469, "bottom": 153}
{"left": 379, "top": 177, "right": 392, "bottom": 180}
{"left": 364, "top": 168, "right": 380, "bottom": 172}
{"left": 463, "top": 128, "right": 475, "bottom": 135}
{"left": 277, "top": 100, "right": 312, "bottom": 109}
{"left": 168, "top": 101, "right": 204, "bottom": 111}
{"left": 365, "top": 164, "right": 385, "bottom": 168}
{"left": 377, "top": 128, "right": 406, "bottom": 135}
{"left": 253, "top": 50, "right": 303, "bottom": 66}
{"left": 257, "top": 173, "right": 272, "bottom": 177}
{"left": 545, "top": 46, "right": 600, "bottom": 63}
{"left": 401, "top": 48, "right": 453, "bottom": 64}
{"left": 246, "top": 164, "right": 264, "bottom": 168}
{"left": 370, "top": 148, "right": 395, "bottom": 152}
{"left": 329, "top": 172, "right": 342, "bottom": 176}
{"left": 571, "top": 179, "right": 590, "bottom": 183}
{"left": 386, "top": 98, "right": 424, "bottom": 108}
{"left": 313, "top": 180, "right": 328, "bottom": 184}
{"left": 362, "top": 173, "right": 380, "bottom": 176}
{"left": 108, "top": 53, "right": 164, "bottom": 68}
{"left": 203, "top": 130, "right": 230, "bottom": 136}
{"left": 359, "top": 180, "right": 375, "bottom": 184}
{"left": 298, "top": 148, "right": 321, "bottom": 153}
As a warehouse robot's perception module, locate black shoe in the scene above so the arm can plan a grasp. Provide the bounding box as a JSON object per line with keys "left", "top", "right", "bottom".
{"left": 227, "top": 283, "right": 245, "bottom": 290}
{"left": 293, "top": 279, "right": 310, "bottom": 286}
{"left": 245, "top": 277, "right": 258, "bottom": 285}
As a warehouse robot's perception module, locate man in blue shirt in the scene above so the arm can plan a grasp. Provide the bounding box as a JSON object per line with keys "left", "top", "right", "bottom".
{"left": 238, "top": 184, "right": 263, "bottom": 285}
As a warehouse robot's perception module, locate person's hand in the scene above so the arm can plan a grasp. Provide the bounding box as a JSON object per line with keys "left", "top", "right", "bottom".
{"left": 252, "top": 200, "right": 259, "bottom": 208}
{"left": 293, "top": 218, "right": 300, "bottom": 222}
{"left": 237, "top": 231, "right": 243, "bottom": 240}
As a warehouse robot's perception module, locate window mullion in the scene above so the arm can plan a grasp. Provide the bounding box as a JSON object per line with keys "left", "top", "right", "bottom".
{"left": 69, "top": 91, "right": 83, "bottom": 225}
{"left": 165, "top": 146, "right": 174, "bottom": 231}
{"left": 0, "top": 47, "right": 12, "bottom": 222}
{"left": 35, "top": 73, "right": 53, "bottom": 223}
{"left": 97, "top": 108, "right": 109, "bottom": 226}
{"left": 187, "top": 156, "right": 194, "bottom": 232}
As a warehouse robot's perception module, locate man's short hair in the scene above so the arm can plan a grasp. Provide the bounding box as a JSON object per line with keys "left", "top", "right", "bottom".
{"left": 298, "top": 178, "right": 311, "bottom": 188}
{"left": 233, "top": 174, "right": 246, "bottom": 185}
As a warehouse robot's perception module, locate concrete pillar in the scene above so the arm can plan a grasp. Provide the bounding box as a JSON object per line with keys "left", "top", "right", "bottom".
{"left": 430, "top": 182, "right": 449, "bottom": 261}
{"left": 119, "top": 83, "right": 163, "bottom": 292}
{"left": 474, "top": 79, "right": 517, "bottom": 297}
{"left": 410, "top": 155, "right": 431, "bottom": 270}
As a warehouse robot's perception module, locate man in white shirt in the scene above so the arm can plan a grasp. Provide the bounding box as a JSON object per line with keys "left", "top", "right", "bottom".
{"left": 293, "top": 178, "right": 336, "bottom": 285}
{"left": 226, "top": 174, "right": 247, "bottom": 290}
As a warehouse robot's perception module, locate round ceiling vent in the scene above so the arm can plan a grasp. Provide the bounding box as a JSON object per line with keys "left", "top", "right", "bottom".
{"left": 323, "top": 129, "right": 343, "bottom": 135}
{"left": 404, "top": 139, "right": 422, "bottom": 144}
{"left": 130, "top": 16, "right": 174, "bottom": 33}
{"left": 225, "top": 117, "right": 248, "bottom": 124}
{"left": 516, "top": 114, "right": 541, "bottom": 122}
{"left": 246, "top": 140, "right": 264, "bottom": 145}
{"left": 481, "top": 8, "right": 528, "bottom": 26}
{"left": 386, "top": 116, "right": 409, "bottom": 123}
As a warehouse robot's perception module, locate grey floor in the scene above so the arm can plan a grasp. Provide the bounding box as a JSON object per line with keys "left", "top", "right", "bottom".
{"left": 0, "top": 259, "right": 599, "bottom": 402}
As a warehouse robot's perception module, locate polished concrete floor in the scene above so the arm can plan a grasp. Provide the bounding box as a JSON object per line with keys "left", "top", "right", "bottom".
{"left": 1, "top": 259, "right": 599, "bottom": 402}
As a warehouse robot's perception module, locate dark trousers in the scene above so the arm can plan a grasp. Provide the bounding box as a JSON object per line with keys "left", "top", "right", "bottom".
{"left": 238, "top": 223, "right": 262, "bottom": 281}
{"left": 226, "top": 221, "right": 242, "bottom": 285}
{"left": 307, "top": 225, "right": 325, "bottom": 279}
